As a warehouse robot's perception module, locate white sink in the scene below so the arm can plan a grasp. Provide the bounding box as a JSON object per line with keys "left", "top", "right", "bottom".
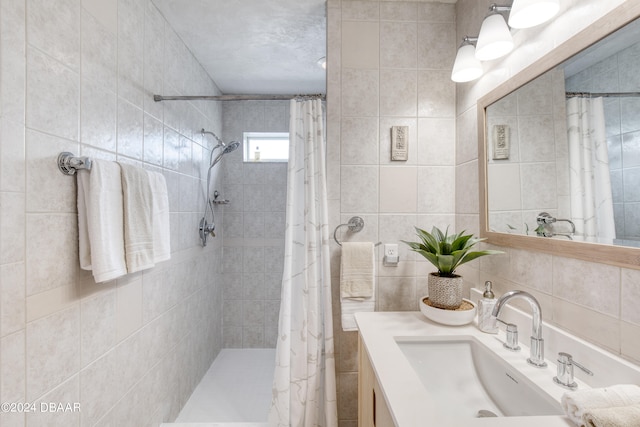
{"left": 395, "top": 336, "right": 563, "bottom": 418}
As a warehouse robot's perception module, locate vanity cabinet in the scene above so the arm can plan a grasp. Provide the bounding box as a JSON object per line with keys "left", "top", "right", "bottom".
{"left": 358, "top": 335, "right": 396, "bottom": 427}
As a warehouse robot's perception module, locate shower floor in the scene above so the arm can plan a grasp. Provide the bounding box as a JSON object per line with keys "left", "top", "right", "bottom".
{"left": 172, "top": 348, "right": 275, "bottom": 425}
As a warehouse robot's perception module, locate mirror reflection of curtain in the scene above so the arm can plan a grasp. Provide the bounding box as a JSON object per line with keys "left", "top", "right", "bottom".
{"left": 566, "top": 97, "right": 616, "bottom": 241}
{"left": 269, "top": 99, "right": 338, "bottom": 427}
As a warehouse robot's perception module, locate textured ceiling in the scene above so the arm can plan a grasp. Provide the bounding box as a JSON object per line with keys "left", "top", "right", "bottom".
{"left": 153, "top": 0, "right": 327, "bottom": 95}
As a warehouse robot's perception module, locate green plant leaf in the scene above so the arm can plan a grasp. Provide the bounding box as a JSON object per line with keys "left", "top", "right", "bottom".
{"left": 402, "top": 225, "right": 503, "bottom": 275}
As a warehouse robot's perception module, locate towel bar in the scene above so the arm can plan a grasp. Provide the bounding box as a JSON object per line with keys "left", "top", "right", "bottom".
{"left": 333, "top": 216, "right": 382, "bottom": 247}
{"left": 58, "top": 152, "right": 92, "bottom": 175}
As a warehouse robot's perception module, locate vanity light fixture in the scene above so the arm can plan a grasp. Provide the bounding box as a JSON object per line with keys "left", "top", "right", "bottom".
{"left": 451, "top": 36, "right": 483, "bottom": 83}
{"left": 508, "top": 0, "right": 559, "bottom": 29}
{"left": 317, "top": 56, "right": 327, "bottom": 69}
{"left": 475, "top": 4, "right": 514, "bottom": 61}
{"left": 450, "top": 1, "right": 560, "bottom": 83}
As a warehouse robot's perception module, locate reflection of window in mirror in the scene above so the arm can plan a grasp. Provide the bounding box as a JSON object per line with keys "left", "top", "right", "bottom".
{"left": 243, "top": 132, "right": 289, "bottom": 162}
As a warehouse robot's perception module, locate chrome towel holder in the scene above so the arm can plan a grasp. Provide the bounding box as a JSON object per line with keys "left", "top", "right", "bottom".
{"left": 333, "top": 216, "right": 382, "bottom": 247}
{"left": 57, "top": 152, "right": 92, "bottom": 175}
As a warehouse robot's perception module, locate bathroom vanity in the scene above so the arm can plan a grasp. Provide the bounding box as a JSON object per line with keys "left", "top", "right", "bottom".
{"left": 356, "top": 307, "right": 640, "bottom": 427}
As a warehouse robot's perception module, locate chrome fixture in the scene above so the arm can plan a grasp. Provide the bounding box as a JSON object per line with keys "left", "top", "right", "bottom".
{"left": 492, "top": 290, "right": 547, "bottom": 367}
{"left": 199, "top": 129, "right": 240, "bottom": 246}
{"left": 57, "top": 152, "right": 92, "bottom": 175}
{"left": 536, "top": 212, "right": 576, "bottom": 239}
{"left": 211, "top": 190, "right": 229, "bottom": 205}
{"left": 451, "top": 36, "right": 483, "bottom": 82}
{"left": 450, "top": 0, "right": 560, "bottom": 82}
{"left": 495, "top": 319, "right": 520, "bottom": 351}
{"left": 553, "top": 352, "right": 593, "bottom": 390}
{"left": 333, "top": 216, "right": 382, "bottom": 247}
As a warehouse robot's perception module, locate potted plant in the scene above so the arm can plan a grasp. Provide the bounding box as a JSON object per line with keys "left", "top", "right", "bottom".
{"left": 402, "top": 226, "right": 502, "bottom": 310}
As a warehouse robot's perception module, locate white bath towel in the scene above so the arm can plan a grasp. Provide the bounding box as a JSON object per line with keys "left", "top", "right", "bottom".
{"left": 340, "top": 242, "right": 375, "bottom": 331}
{"left": 562, "top": 384, "right": 640, "bottom": 426}
{"left": 77, "top": 161, "right": 127, "bottom": 283}
{"left": 119, "top": 163, "right": 155, "bottom": 273}
{"left": 147, "top": 170, "right": 171, "bottom": 263}
{"left": 584, "top": 403, "right": 640, "bottom": 427}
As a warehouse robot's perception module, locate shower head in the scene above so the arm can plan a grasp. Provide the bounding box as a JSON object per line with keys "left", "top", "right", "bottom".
{"left": 223, "top": 141, "right": 240, "bottom": 154}
{"left": 201, "top": 128, "right": 240, "bottom": 166}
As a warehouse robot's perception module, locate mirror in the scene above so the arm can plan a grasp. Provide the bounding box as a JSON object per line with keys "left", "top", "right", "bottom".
{"left": 479, "top": 4, "right": 640, "bottom": 268}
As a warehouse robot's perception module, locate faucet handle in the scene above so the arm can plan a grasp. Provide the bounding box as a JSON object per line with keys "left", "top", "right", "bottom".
{"left": 496, "top": 318, "right": 520, "bottom": 351}
{"left": 554, "top": 352, "right": 593, "bottom": 390}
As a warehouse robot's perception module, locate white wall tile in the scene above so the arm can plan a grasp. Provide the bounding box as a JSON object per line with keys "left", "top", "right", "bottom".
{"left": 342, "top": 69, "right": 379, "bottom": 117}
{"left": 417, "top": 118, "right": 455, "bottom": 166}
{"left": 27, "top": 0, "right": 80, "bottom": 71}
{"left": 0, "top": 192, "right": 25, "bottom": 264}
{"left": 1, "top": 330, "right": 25, "bottom": 403}
{"left": 26, "top": 306, "right": 80, "bottom": 401}
{"left": 417, "top": 70, "right": 455, "bottom": 117}
{"left": 341, "top": 117, "right": 379, "bottom": 165}
{"left": 81, "top": 291, "right": 116, "bottom": 367}
{"left": 379, "top": 166, "right": 417, "bottom": 213}
{"left": 380, "top": 69, "right": 417, "bottom": 117}
{"left": 380, "top": 21, "right": 416, "bottom": 69}
{"left": 26, "top": 48, "right": 79, "bottom": 140}
{"left": 340, "top": 166, "right": 379, "bottom": 213}
{"left": 26, "top": 214, "right": 78, "bottom": 296}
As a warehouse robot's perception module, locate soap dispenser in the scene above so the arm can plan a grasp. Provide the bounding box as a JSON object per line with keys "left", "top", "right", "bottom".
{"left": 478, "top": 281, "right": 498, "bottom": 333}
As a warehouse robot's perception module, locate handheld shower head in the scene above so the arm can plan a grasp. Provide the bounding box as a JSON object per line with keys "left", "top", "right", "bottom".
{"left": 201, "top": 128, "right": 240, "bottom": 166}
{"left": 223, "top": 141, "right": 240, "bottom": 154}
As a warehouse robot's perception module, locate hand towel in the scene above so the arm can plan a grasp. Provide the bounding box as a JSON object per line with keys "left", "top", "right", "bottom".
{"left": 584, "top": 403, "right": 640, "bottom": 427}
{"left": 76, "top": 161, "right": 127, "bottom": 283}
{"left": 147, "top": 170, "right": 171, "bottom": 263}
{"left": 341, "top": 295, "right": 375, "bottom": 332}
{"left": 340, "top": 242, "right": 375, "bottom": 331}
{"left": 562, "top": 384, "right": 640, "bottom": 426}
{"left": 119, "top": 163, "right": 155, "bottom": 273}
{"left": 340, "top": 242, "right": 374, "bottom": 299}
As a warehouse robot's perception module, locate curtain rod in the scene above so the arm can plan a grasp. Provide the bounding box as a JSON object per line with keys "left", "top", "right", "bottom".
{"left": 566, "top": 91, "right": 640, "bottom": 98}
{"left": 153, "top": 94, "right": 325, "bottom": 102}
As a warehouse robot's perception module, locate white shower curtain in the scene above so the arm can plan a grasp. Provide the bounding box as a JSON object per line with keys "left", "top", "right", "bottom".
{"left": 269, "top": 99, "right": 338, "bottom": 427}
{"left": 566, "top": 97, "right": 616, "bottom": 241}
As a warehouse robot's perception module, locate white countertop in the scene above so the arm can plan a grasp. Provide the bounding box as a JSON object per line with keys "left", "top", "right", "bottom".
{"left": 355, "top": 311, "right": 576, "bottom": 427}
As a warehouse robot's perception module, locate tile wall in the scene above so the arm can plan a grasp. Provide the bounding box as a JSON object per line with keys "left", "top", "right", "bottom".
{"left": 565, "top": 42, "right": 640, "bottom": 241}
{"left": 220, "top": 100, "right": 289, "bottom": 348}
{"left": 486, "top": 68, "right": 570, "bottom": 234}
{"left": 455, "top": 0, "right": 640, "bottom": 373}
{"left": 326, "top": 1, "right": 458, "bottom": 424}
{"left": 0, "top": 0, "right": 225, "bottom": 425}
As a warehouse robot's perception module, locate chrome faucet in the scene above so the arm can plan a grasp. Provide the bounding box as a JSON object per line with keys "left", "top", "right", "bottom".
{"left": 492, "top": 290, "right": 547, "bottom": 368}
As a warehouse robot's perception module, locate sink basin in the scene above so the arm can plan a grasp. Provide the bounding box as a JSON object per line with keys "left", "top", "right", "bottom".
{"left": 395, "top": 336, "right": 563, "bottom": 418}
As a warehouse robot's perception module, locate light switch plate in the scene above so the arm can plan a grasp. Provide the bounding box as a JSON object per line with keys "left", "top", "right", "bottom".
{"left": 391, "top": 126, "right": 409, "bottom": 161}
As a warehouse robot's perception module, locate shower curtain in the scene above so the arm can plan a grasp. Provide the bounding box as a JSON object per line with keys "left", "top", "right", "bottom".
{"left": 566, "top": 97, "right": 616, "bottom": 241}
{"left": 269, "top": 99, "right": 338, "bottom": 427}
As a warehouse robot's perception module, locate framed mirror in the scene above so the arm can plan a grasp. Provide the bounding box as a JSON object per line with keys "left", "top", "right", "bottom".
{"left": 478, "top": 3, "right": 640, "bottom": 269}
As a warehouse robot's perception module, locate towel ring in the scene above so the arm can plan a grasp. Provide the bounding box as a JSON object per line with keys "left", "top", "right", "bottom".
{"left": 333, "top": 216, "right": 382, "bottom": 247}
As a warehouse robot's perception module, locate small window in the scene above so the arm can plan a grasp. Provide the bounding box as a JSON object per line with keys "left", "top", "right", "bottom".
{"left": 243, "top": 132, "right": 289, "bottom": 162}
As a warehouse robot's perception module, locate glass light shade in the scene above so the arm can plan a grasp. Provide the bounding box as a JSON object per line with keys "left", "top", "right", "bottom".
{"left": 508, "top": 0, "right": 559, "bottom": 29}
{"left": 451, "top": 44, "right": 483, "bottom": 82}
{"left": 475, "top": 13, "right": 514, "bottom": 61}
